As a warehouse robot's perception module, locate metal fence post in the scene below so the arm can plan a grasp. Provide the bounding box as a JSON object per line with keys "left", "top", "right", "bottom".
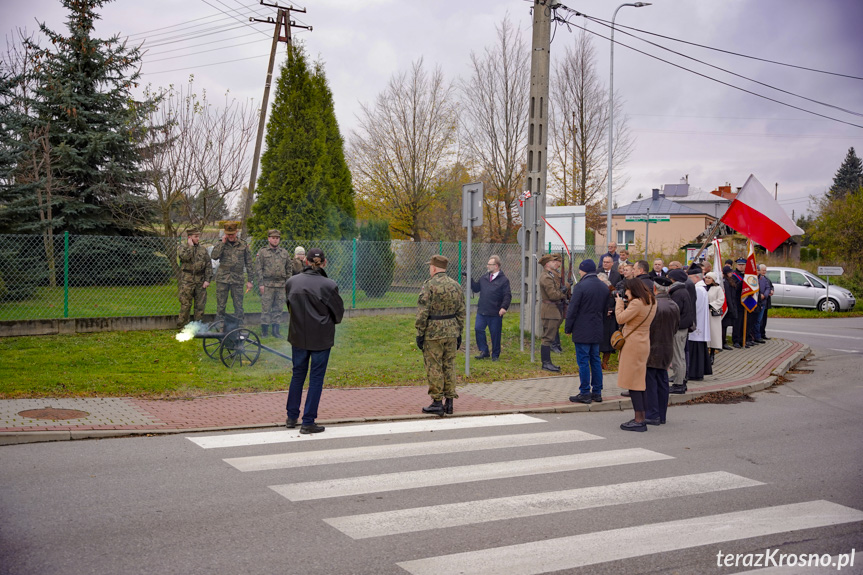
{"left": 458, "top": 241, "right": 462, "bottom": 279}
{"left": 63, "top": 231, "right": 69, "bottom": 318}
{"left": 351, "top": 238, "right": 357, "bottom": 309}
{"left": 438, "top": 240, "right": 442, "bottom": 254}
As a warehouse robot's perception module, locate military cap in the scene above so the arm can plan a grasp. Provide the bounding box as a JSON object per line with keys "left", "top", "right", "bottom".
{"left": 735, "top": 257, "right": 746, "bottom": 264}
{"left": 653, "top": 276, "right": 673, "bottom": 287}
{"left": 538, "top": 253, "right": 558, "bottom": 266}
{"left": 267, "top": 229, "right": 281, "bottom": 238}
{"left": 306, "top": 247, "right": 325, "bottom": 261}
{"left": 425, "top": 254, "right": 448, "bottom": 269}
{"left": 186, "top": 227, "right": 202, "bottom": 235}
{"left": 222, "top": 221, "right": 239, "bottom": 233}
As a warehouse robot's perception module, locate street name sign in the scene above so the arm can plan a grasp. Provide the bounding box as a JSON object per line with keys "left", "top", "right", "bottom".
{"left": 625, "top": 214, "right": 670, "bottom": 223}
{"left": 818, "top": 266, "right": 844, "bottom": 276}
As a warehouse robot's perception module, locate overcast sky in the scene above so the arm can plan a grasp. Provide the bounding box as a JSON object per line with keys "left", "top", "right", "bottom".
{"left": 4, "top": 0, "right": 862, "bottom": 219}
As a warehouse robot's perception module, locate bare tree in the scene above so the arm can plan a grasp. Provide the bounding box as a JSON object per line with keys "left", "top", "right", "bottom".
{"left": 348, "top": 59, "right": 457, "bottom": 241}
{"left": 140, "top": 78, "right": 256, "bottom": 240}
{"left": 459, "top": 16, "right": 529, "bottom": 243}
{"left": 549, "top": 31, "right": 632, "bottom": 214}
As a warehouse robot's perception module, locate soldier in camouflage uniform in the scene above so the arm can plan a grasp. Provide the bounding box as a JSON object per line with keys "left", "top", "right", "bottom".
{"left": 255, "top": 229, "right": 291, "bottom": 337}
{"left": 539, "top": 253, "right": 567, "bottom": 373}
{"left": 177, "top": 227, "right": 212, "bottom": 328}
{"left": 415, "top": 255, "right": 465, "bottom": 415}
{"left": 210, "top": 221, "right": 256, "bottom": 325}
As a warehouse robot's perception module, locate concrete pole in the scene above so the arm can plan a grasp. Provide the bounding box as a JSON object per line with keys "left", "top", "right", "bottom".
{"left": 524, "top": 0, "right": 553, "bottom": 362}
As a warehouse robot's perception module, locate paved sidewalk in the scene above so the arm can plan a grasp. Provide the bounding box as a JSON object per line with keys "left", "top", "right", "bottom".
{"left": 0, "top": 339, "right": 809, "bottom": 445}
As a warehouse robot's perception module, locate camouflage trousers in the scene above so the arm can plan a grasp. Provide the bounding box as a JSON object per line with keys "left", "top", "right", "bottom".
{"left": 216, "top": 282, "right": 245, "bottom": 324}
{"left": 423, "top": 337, "right": 459, "bottom": 400}
{"left": 260, "top": 286, "right": 286, "bottom": 325}
{"left": 178, "top": 279, "right": 207, "bottom": 327}
{"left": 541, "top": 317, "right": 563, "bottom": 346}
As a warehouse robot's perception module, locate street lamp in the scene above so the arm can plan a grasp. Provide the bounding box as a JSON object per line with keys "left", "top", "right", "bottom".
{"left": 606, "top": 2, "right": 650, "bottom": 249}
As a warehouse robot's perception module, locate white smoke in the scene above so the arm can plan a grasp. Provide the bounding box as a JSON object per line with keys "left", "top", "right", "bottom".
{"left": 175, "top": 321, "right": 207, "bottom": 342}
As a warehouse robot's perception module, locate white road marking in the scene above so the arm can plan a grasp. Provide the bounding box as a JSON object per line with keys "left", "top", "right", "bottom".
{"left": 830, "top": 349, "right": 860, "bottom": 354}
{"left": 767, "top": 329, "right": 863, "bottom": 340}
{"left": 396, "top": 500, "right": 863, "bottom": 575}
{"left": 224, "top": 429, "right": 603, "bottom": 471}
{"left": 186, "top": 414, "right": 545, "bottom": 449}
{"left": 268, "top": 448, "right": 673, "bottom": 501}
{"left": 324, "top": 471, "right": 763, "bottom": 539}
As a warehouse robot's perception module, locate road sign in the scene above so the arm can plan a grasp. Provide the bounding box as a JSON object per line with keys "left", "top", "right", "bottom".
{"left": 818, "top": 266, "right": 844, "bottom": 276}
{"left": 462, "top": 182, "right": 484, "bottom": 228}
{"left": 625, "top": 214, "right": 670, "bottom": 222}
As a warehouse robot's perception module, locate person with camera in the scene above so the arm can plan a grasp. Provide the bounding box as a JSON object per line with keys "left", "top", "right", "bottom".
{"left": 284, "top": 248, "right": 344, "bottom": 434}
{"left": 614, "top": 278, "right": 657, "bottom": 432}
{"left": 416, "top": 255, "right": 465, "bottom": 415}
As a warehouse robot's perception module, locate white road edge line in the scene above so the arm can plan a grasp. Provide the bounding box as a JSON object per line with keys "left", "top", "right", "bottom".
{"left": 767, "top": 329, "right": 863, "bottom": 341}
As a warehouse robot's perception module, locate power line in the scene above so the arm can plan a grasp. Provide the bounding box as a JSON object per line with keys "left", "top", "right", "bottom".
{"left": 198, "top": 0, "right": 272, "bottom": 39}
{"left": 143, "top": 31, "right": 259, "bottom": 57}
{"left": 143, "top": 22, "right": 247, "bottom": 48}
{"left": 145, "top": 38, "right": 262, "bottom": 63}
{"left": 126, "top": 12, "right": 231, "bottom": 38}
{"left": 551, "top": 8, "right": 863, "bottom": 130}
{"left": 583, "top": 14, "right": 863, "bottom": 118}
{"left": 583, "top": 15, "right": 863, "bottom": 82}
{"left": 630, "top": 128, "right": 859, "bottom": 140}
{"left": 141, "top": 52, "right": 276, "bottom": 76}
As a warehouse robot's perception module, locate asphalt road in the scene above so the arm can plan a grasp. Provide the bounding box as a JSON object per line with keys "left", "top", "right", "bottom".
{"left": 1, "top": 344, "right": 862, "bottom": 575}
{"left": 767, "top": 317, "right": 863, "bottom": 354}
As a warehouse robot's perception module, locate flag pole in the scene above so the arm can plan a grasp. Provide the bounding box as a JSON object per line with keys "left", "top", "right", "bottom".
{"left": 742, "top": 304, "right": 748, "bottom": 348}
{"left": 693, "top": 218, "right": 723, "bottom": 263}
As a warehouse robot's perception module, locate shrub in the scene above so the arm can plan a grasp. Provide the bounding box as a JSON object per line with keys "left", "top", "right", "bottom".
{"left": 357, "top": 221, "right": 395, "bottom": 298}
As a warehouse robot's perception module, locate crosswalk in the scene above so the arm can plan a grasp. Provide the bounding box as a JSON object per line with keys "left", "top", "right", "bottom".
{"left": 187, "top": 415, "right": 863, "bottom": 574}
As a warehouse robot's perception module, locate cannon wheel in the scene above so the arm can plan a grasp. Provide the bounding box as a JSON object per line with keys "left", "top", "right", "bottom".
{"left": 202, "top": 319, "right": 225, "bottom": 360}
{"left": 219, "top": 328, "right": 261, "bottom": 368}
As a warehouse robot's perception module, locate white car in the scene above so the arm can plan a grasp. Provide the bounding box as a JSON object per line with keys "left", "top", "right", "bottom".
{"left": 764, "top": 267, "right": 856, "bottom": 312}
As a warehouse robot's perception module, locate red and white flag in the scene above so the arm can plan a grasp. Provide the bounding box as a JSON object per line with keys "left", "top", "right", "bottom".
{"left": 740, "top": 241, "right": 760, "bottom": 313}
{"left": 720, "top": 174, "right": 804, "bottom": 252}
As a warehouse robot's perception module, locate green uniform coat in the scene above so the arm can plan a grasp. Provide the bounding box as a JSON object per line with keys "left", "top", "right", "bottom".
{"left": 416, "top": 271, "right": 466, "bottom": 400}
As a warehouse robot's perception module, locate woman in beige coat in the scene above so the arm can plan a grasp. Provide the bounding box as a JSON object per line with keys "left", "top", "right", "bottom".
{"left": 615, "top": 278, "right": 657, "bottom": 432}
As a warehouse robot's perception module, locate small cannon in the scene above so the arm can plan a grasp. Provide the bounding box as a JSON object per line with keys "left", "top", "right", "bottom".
{"left": 195, "top": 314, "right": 292, "bottom": 368}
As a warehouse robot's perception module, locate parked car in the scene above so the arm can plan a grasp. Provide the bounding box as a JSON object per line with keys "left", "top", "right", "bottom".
{"left": 765, "top": 267, "right": 856, "bottom": 312}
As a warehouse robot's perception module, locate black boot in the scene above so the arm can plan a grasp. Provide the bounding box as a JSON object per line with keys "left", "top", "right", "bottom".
{"left": 444, "top": 398, "right": 453, "bottom": 414}
{"left": 261, "top": 324, "right": 269, "bottom": 337}
{"left": 422, "top": 400, "right": 444, "bottom": 415}
{"left": 541, "top": 345, "right": 560, "bottom": 372}
{"left": 272, "top": 324, "right": 281, "bottom": 338}
{"left": 551, "top": 333, "right": 563, "bottom": 353}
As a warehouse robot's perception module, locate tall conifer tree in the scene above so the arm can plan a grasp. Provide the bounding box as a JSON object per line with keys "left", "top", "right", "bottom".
{"left": 249, "top": 44, "right": 355, "bottom": 240}
{"left": 829, "top": 146, "right": 863, "bottom": 200}
{"left": 5, "top": 0, "right": 155, "bottom": 235}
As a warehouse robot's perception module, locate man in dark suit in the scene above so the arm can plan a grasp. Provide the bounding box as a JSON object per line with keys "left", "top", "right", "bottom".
{"left": 600, "top": 255, "right": 621, "bottom": 286}
{"left": 470, "top": 255, "right": 512, "bottom": 361}
{"left": 564, "top": 259, "right": 611, "bottom": 404}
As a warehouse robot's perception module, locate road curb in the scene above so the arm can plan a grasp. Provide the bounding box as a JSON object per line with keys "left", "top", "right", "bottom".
{"left": 0, "top": 344, "right": 813, "bottom": 446}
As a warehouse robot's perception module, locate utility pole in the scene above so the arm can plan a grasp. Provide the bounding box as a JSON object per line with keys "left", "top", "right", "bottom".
{"left": 240, "top": 2, "right": 312, "bottom": 239}
{"left": 523, "top": 0, "right": 554, "bottom": 363}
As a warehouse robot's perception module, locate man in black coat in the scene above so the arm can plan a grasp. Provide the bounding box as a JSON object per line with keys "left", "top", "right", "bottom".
{"left": 668, "top": 269, "right": 694, "bottom": 393}
{"left": 635, "top": 260, "right": 654, "bottom": 291}
{"left": 564, "top": 259, "right": 610, "bottom": 404}
{"left": 284, "top": 248, "right": 345, "bottom": 434}
{"left": 600, "top": 255, "right": 621, "bottom": 286}
{"left": 470, "top": 255, "right": 512, "bottom": 361}
{"left": 644, "top": 277, "right": 680, "bottom": 425}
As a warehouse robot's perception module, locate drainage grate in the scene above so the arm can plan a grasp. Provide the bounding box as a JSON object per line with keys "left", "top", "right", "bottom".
{"left": 18, "top": 408, "right": 90, "bottom": 420}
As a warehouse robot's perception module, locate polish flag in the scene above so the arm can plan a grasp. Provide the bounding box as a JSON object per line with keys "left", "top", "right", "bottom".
{"left": 720, "top": 174, "right": 804, "bottom": 252}
{"left": 740, "top": 241, "right": 760, "bottom": 313}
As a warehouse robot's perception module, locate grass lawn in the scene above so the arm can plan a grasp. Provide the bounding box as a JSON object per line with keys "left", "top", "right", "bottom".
{"left": 767, "top": 301, "right": 862, "bottom": 318}
{"left": 0, "top": 314, "right": 596, "bottom": 399}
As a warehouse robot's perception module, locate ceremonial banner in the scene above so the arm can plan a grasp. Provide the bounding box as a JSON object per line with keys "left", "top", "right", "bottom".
{"left": 740, "top": 241, "right": 760, "bottom": 313}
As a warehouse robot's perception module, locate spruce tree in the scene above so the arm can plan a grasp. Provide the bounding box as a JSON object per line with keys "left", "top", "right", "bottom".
{"left": 829, "top": 147, "right": 863, "bottom": 200}
{"left": 249, "top": 44, "right": 356, "bottom": 240}
{"left": 19, "top": 0, "right": 155, "bottom": 235}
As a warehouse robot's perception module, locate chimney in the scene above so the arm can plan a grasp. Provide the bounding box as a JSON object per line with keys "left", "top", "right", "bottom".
{"left": 652, "top": 188, "right": 660, "bottom": 201}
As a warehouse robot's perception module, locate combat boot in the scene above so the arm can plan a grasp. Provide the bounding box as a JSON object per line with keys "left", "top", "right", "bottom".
{"left": 422, "top": 400, "right": 445, "bottom": 415}
{"left": 444, "top": 398, "right": 453, "bottom": 414}
{"left": 541, "top": 345, "right": 560, "bottom": 372}
{"left": 261, "top": 324, "right": 269, "bottom": 337}
{"left": 272, "top": 324, "right": 281, "bottom": 338}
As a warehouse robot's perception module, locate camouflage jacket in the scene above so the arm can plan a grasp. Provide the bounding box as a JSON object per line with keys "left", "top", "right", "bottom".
{"left": 416, "top": 272, "right": 465, "bottom": 340}
{"left": 177, "top": 243, "right": 212, "bottom": 284}
{"left": 540, "top": 268, "right": 566, "bottom": 320}
{"left": 210, "top": 239, "right": 256, "bottom": 284}
{"left": 255, "top": 246, "right": 292, "bottom": 287}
